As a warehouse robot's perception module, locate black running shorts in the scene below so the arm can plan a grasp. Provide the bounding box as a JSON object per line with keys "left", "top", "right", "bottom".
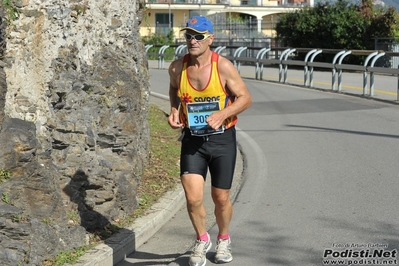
{"left": 180, "top": 127, "right": 237, "bottom": 189}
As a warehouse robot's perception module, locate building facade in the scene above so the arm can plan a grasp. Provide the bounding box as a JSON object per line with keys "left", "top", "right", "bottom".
{"left": 141, "top": 0, "right": 314, "bottom": 39}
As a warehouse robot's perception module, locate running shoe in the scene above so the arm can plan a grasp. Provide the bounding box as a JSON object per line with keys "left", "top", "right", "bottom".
{"left": 189, "top": 233, "right": 212, "bottom": 266}
{"left": 214, "top": 238, "right": 233, "bottom": 263}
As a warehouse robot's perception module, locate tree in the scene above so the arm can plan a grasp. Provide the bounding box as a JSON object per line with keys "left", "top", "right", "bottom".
{"left": 275, "top": 0, "right": 399, "bottom": 51}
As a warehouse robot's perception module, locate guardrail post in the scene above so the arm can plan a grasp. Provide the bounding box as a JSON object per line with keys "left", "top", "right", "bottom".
{"left": 235, "top": 47, "right": 248, "bottom": 73}
{"left": 283, "top": 48, "right": 296, "bottom": 83}
{"left": 232, "top": 47, "right": 243, "bottom": 67}
{"left": 337, "top": 50, "right": 352, "bottom": 92}
{"left": 279, "top": 48, "right": 292, "bottom": 83}
{"left": 214, "top": 46, "right": 226, "bottom": 54}
{"left": 304, "top": 49, "right": 318, "bottom": 86}
{"left": 145, "top": 44, "right": 153, "bottom": 53}
{"left": 256, "top": 48, "right": 270, "bottom": 80}
{"left": 158, "top": 45, "right": 170, "bottom": 69}
{"left": 175, "top": 44, "right": 187, "bottom": 59}
{"left": 332, "top": 50, "right": 347, "bottom": 91}
{"left": 362, "top": 51, "right": 379, "bottom": 95}
{"left": 234, "top": 47, "right": 247, "bottom": 71}
{"left": 260, "top": 49, "right": 271, "bottom": 81}
{"left": 214, "top": 46, "right": 222, "bottom": 53}
{"left": 218, "top": 46, "right": 227, "bottom": 54}
{"left": 368, "top": 52, "right": 386, "bottom": 96}
{"left": 309, "top": 50, "right": 323, "bottom": 87}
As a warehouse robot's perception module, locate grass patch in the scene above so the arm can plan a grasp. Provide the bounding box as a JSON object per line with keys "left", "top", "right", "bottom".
{"left": 42, "top": 104, "right": 181, "bottom": 265}
{"left": 133, "top": 104, "right": 181, "bottom": 218}
{"left": 42, "top": 246, "right": 89, "bottom": 266}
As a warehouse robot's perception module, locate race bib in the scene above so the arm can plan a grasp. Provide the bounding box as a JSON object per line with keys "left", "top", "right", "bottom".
{"left": 186, "top": 102, "right": 224, "bottom": 136}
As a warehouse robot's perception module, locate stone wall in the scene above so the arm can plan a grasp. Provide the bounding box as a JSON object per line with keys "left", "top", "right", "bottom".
{"left": 0, "top": 0, "right": 150, "bottom": 265}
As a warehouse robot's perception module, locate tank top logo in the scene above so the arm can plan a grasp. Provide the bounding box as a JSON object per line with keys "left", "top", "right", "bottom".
{"left": 180, "top": 93, "right": 220, "bottom": 104}
{"left": 194, "top": 96, "right": 220, "bottom": 102}
{"left": 180, "top": 93, "right": 192, "bottom": 103}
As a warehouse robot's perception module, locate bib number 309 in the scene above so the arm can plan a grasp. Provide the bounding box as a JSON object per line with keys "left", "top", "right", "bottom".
{"left": 186, "top": 102, "right": 224, "bottom": 136}
{"left": 193, "top": 114, "right": 209, "bottom": 124}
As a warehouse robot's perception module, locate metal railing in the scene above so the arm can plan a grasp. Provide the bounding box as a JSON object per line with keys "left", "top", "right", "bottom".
{"left": 146, "top": 44, "right": 399, "bottom": 101}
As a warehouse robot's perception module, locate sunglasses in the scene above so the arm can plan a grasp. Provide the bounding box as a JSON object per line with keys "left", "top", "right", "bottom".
{"left": 184, "top": 33, "right": 211, "bottom": 41}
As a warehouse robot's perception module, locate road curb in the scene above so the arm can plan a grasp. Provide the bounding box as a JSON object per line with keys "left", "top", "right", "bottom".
{"left": 70, "top": 182, "right": 186, "bottom": 266}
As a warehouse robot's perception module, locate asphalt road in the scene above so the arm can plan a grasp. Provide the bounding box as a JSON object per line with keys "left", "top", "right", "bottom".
{"left": 117, "top": 65, "right": 399, "bottom": 266}
{"left": 223, "top": 79, "right": 399, "bottom": 265}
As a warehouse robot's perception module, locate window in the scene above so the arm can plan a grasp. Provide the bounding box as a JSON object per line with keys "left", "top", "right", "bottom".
{"left": 155, "top": 13, "right": 174, "bottom": 36}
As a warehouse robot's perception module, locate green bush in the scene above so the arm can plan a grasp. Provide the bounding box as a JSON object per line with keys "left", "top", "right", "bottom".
{"left": 276, "top": 0, "right": 399, "bottom": 52}
{"left": 143, "top": 30, "right": 176, "bottom": 60}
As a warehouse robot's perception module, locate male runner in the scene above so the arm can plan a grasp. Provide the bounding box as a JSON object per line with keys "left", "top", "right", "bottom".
{"left": 168, "top": 15, "right": 252, "bottom": 266}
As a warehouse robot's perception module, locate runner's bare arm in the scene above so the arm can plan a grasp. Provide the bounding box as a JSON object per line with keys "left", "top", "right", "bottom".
{"left": 168, "top": 59, "right": 184, "bottom": 129}
{"left": 206, "top": 56, "right": 252, "bottom": 130}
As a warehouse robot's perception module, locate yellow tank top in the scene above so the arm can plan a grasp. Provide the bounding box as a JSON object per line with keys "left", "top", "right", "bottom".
{"left": 178, "top": 52, "right": 237, "bottom": 131}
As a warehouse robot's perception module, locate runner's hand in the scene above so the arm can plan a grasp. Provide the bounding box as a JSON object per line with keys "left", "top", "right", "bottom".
{"left": 168, "top": 111, "right": 184, "bottom": 129}
{"left": 206, "top": 111, "right": 225, "bottom": 130}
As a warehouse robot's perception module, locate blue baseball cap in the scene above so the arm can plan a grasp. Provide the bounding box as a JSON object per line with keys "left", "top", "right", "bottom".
{"left": 181, "top": 16, "right": 213, "bottom": 34}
